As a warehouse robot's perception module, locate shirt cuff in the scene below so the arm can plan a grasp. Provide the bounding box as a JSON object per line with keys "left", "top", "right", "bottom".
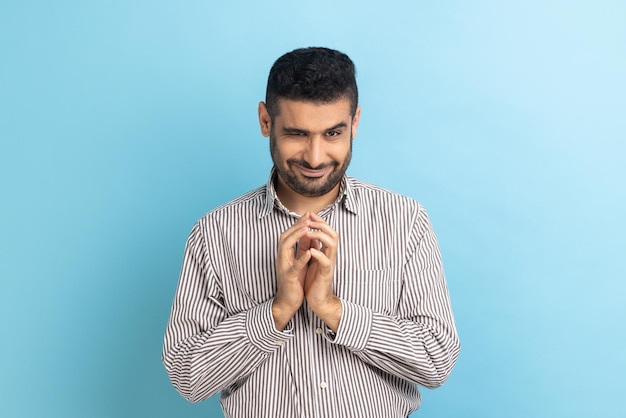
{"left": 326, "top": 298, "right": 372, "bottom": 351}
{"left": 246, "top": 299, "right": 294, "bottom": 352}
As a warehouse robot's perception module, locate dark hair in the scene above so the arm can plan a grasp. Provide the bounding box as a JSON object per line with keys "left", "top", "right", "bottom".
{"left": 265, "top": 47, "right": 358, "bottom": 119}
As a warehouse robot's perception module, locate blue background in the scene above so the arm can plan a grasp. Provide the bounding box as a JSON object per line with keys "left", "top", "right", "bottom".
{"left": 1, "top": 1, "right": 625, "bottom": 417}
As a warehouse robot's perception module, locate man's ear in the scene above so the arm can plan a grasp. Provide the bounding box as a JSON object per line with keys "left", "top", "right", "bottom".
{"left": 258, "top": 102, "right": 272, "bottom": 137}
{"left": 351, "top": 105, "right": 361, "bottom": 139}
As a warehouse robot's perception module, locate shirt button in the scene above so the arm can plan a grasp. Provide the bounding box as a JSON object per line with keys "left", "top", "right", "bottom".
{"left": 315, "top": 327, "right": 323, "bottom": 335}
{"left": 275, "top": 340, "right": 284, "bottom": 346}
{"left": 320, "top": 381, "right": 328, "bottom": 389}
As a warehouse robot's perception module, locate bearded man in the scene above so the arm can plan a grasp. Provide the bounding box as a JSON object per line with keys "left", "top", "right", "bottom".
{"left": 163, "top": 47, "right": 460, "bottom": 418}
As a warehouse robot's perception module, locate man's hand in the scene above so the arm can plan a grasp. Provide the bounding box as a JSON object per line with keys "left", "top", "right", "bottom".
{"left": 272, "top": 214, "right": 312, "bottom": 330}
{"left": 303, "top": 213, "right": 342, "bottom": 332}
{"left": 273, "top": 212, "right": 342, "bottom": 332}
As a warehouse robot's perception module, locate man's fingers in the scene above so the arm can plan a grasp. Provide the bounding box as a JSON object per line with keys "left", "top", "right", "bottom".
{"left": 292, "top": 249, "right": 312, "bottom": 271}
{"left": 306, "top": 230, "right": 337, "bottom": 258}
{"left": 297, "top": 235, "right": 312, "bottom": 256}
{"left": 310, "top": 238, "right": 322, "bottom": 250}
{"left": 308, "top": 212, "right": 324, "bottom": 222}
{"left": 309, "top": 247, "right": 331, "bottom": 267}
{"left": 279, "top": 224, "right": 309, "bottom": 257}
{"left": 307, "top": 215, "right": 338, "bottom": 240}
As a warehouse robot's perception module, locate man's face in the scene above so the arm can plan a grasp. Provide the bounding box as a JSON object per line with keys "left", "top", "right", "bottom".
{"left": 259, "top": 98, "right": 360, "bottom": 199}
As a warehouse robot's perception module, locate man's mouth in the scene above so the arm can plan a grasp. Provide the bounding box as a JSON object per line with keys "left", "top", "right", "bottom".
{"left": 296, "top": 165, "right": 331, "bottom": 178}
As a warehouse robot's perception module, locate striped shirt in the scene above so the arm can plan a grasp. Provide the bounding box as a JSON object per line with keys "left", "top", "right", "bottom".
{"left": 162, "top": 170, "right": 460, "bottom": 418}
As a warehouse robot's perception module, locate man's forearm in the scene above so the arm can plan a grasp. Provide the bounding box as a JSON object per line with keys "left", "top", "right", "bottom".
{"left": 328, "top": 299, "right": 460, "bottom": 389}
{"left": 163, "top": 300, "right": 293, "bottom": 402}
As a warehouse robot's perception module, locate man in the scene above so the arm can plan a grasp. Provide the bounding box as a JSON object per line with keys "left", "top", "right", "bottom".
{"left": 163, "top": 47, "right": 460, "bottom": 417}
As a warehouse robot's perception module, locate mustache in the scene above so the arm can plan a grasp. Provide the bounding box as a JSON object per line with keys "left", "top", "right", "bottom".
{"left": 286, "top": 159, "right": 338, "bottom": 170}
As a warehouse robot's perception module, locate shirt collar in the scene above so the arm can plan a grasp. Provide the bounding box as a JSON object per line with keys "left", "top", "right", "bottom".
{"left": 259, "top": 167, "right": 359, "bottom": 218}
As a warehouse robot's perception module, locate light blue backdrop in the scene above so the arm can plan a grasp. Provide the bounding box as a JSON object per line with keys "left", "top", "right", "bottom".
{"left": 1, "top": 1, "right": 624, "bottom": 417}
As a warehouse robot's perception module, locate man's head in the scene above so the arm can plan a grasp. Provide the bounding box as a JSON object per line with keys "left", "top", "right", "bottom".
{"left": 258, "top": 47, "right": 361, "bottom": 209}
{"left": 265, "top": 47, "right": 358, "bottom": 121}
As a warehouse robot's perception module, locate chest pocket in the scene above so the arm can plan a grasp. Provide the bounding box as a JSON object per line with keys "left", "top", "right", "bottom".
{"left": 334, "top": 268, "right": 403, "bottom": 316}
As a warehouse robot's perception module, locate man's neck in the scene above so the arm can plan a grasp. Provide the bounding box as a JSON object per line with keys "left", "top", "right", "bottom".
{"left": 275, "top": 178, "right": 341, "bottom": 215}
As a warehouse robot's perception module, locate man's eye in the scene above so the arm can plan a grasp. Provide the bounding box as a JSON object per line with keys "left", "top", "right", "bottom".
{"left": 326, "top": 130, "right": 341, "bottom": 137}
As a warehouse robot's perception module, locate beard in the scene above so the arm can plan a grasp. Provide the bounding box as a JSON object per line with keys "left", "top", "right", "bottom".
{"left": 270, "top": 134, "right": 352, "bottom": 198}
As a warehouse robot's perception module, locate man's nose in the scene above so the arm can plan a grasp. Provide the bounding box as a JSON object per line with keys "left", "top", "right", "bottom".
{"left": 303, "top": 136, "right": 324, "bottom": 168}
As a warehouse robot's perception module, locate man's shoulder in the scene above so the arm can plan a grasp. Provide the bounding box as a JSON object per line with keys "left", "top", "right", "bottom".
{"left": 347, "top": 176, "right": 422, "bottom": 210}
{"left": 199, "top": 185, "right": 267, "bottom": 222}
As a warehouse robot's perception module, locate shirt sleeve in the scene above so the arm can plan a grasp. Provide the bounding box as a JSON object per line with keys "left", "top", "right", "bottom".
{"left": 329, "top": 204, "right": 461, "bottom": 389}
{"left": 161, "top": 221, "right": 293, "bottom": 403}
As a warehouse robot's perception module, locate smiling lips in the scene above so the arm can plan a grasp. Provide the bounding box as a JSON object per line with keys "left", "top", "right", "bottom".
{"left": 297, "top": 165, "right": 331, "bottom": 178}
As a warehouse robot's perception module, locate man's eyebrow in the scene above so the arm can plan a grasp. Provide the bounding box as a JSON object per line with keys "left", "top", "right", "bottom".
{"left": 281, "top": 122, "right": 348, "bottom": 134}
{"left": 326, "top": 122, "right": 348, "bottom": 131}
{"left": 281, "top": 126, "right": 309, "bottom": 134}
